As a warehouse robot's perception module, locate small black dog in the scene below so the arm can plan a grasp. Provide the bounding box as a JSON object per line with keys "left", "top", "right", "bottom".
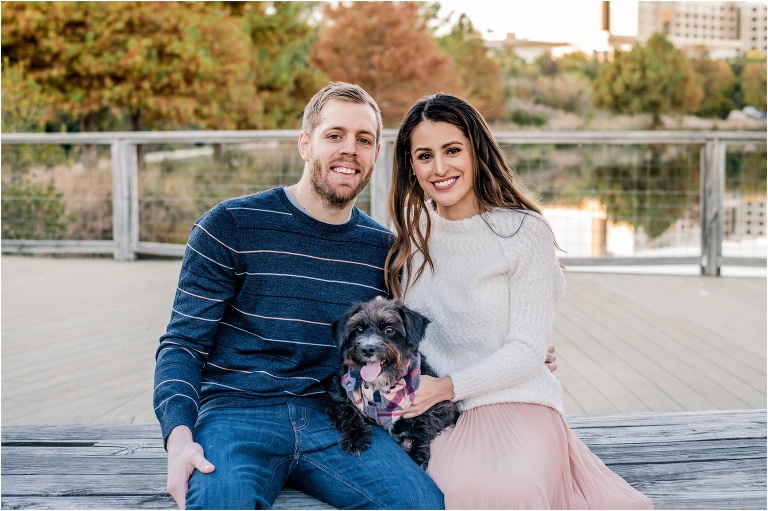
{"left": 325, "top": 296, "right": 459, "bottom": 469}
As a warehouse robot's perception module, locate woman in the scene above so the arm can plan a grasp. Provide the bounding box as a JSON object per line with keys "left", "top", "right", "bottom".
{"left": 385, "top": 93, "right": 653, "bottom": 509}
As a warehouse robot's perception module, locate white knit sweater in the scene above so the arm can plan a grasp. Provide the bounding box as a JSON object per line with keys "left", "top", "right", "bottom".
{"left": 404, "top": 207, "right": 566, "bottom": 414}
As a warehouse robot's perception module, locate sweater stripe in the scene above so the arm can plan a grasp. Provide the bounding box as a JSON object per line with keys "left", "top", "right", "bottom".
{"left": 219, "top": 321, "right": 336, "bottom": 347}
{"left": 178, "top": 287, "right": 225, "bottom": 302}
{"left": 234, "top": 272, "right": 386, "bottom": 293}
{"left": 185, "top": 243, "right": 234, "bottom": 269}
{"left": 229, "top": 305, "right": 330, "bottom": 325}
{"left": 154, "top": 394, "right": 199, "bottom": 411}
{"left": 205, "top": 363, "right": 321, "bottom": 381}
{"left": 155, "top": 379, "right": 200, "bottom": 397}
{"left": 172, "top": 308, "right": 221, "bottom": 322}
{"left": 225, "top": 207, "right": 293, "bottom": 216}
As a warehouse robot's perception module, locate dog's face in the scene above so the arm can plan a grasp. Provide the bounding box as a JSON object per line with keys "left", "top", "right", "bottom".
{"left": 332, "top": 297, "right": 430, "bottom": 391}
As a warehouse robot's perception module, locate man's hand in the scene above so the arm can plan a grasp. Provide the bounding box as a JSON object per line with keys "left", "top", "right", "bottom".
{"left": 545, "top": 344, "right": 557, "bottom": 374}
{"left": 166, "top": 425, "right": 214, "bottom": 509}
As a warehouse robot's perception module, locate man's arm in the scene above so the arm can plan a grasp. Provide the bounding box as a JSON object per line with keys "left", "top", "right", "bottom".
{"left": 153, "top": 204, "right": 241, "bottom": 507}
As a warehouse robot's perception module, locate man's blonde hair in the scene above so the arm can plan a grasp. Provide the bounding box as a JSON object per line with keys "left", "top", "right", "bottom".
{"left": 302, "top": 82, "right": 383, "bottom": 147}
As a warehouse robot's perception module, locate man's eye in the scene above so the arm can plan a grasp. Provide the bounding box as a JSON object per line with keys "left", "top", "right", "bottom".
{"left": 358, "top": 137, "right": 372, "bottom": 145}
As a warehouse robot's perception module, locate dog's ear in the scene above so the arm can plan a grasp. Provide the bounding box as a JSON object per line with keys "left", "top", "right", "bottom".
{"left": 401, "top": 304, "right": 430, "bottom": 348}
{"left": 331, "top": 303, "right": 361, "bottom": 349}
{"left": 331, "top": 315, "right": 349, "bottom": 349}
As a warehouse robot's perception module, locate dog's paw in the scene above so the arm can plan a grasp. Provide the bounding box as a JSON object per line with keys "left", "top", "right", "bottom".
{"left": 340, "top": 433, "right": 371, "bottom": 456}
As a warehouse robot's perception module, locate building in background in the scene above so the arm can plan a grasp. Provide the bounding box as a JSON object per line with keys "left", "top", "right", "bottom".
{"left": 637, "top": 1, "right": 767, "bottom": 58}
{"left": 485, "top": 34, "right": 578, "bottom": 63}
{"left": 487, "top": 1, "right": 766, "bottom": 63}
{"left": 488, "top": 2, "right": 637, "bottom": 63}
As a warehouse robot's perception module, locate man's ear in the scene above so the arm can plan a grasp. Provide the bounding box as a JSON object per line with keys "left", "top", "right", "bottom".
{"left": 298, "top": 131, "right": 311, "bottom": 162}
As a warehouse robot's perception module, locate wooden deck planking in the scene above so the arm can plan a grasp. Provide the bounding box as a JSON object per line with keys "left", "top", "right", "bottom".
{"left": 553, "top": 308, "right": 689, "bottom": 412}
{"left": 555, "top": 293, "right": 702, "bottom": 411}
{"left": 2, "top": 410, "right": 765, "bottom": 510}
{"left": 1, "top": 255, "right": 765, "bottom": 425}
{"left": 556, "top": 274, "right": 765, "bottom": 411}
{"left": 606, "top": 283, "right": 767, "bottom": 384}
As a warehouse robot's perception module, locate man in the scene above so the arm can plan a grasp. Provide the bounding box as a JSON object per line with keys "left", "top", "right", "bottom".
{"left": 153, "top": 82, "right": 445, "bottom": 509}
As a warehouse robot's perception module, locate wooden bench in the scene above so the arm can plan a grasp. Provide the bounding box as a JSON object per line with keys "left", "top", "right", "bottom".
{"left": 2, "top": 409, "right": 765, "bottom": 510}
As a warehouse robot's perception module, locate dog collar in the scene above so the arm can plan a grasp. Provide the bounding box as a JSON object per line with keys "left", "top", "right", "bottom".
{"left": 341, "top": 353, "right": 421, "bottom": 429}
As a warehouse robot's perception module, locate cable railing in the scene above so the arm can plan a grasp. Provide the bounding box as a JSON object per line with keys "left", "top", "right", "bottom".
{"left": 2, "top": 130, "right": 765, "bottom": 276}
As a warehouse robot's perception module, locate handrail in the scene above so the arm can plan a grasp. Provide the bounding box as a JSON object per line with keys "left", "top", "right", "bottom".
{"left": 2, "top": 129, "right": 766, "bottom": 145}
{"left": 2, "top": 130, "right": 765, "bottom": 273}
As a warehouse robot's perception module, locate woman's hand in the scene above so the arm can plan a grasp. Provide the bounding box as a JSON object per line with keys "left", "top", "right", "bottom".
{"left": 402, "top": 375, "right": 454, "bottom": 419}
{"left": 546, "top": 344, "right": 557, "bottom": 373}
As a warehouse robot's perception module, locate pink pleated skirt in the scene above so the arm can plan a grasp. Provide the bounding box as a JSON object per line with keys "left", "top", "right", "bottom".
{"left": 427, "top": 402, "right": 654, "bottom": 510}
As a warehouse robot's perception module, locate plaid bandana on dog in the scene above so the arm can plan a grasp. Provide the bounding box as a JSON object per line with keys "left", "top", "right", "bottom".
{"left": 340, "top": 354, "right": 421, "bottom": 429}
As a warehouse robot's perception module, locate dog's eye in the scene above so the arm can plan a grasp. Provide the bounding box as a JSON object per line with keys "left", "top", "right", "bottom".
{"left": 355, "top": 326, "right": 365, "bottom": 334}
{"left": 384, "top": 326, "right": 395, "bottom": 335}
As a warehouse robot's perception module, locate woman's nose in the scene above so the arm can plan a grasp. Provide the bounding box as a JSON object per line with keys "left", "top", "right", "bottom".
{"left": 434, "top": 156, "right": 449, "bottom": 176}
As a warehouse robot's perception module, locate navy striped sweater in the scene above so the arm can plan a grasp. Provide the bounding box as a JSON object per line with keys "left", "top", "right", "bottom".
{"left": 153, "top": 187, "right": 393, "bottom": 442}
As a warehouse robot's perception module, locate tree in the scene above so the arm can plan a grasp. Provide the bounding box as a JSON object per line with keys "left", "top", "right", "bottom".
{"left": 742, "top": 61, "right": 767, "bottom": 112}
{"left": 592, "top": 33, "right": 703, "bottom": 128}
{"left": 435, "top": 14, "right": 505, "bottom": 121}
{"left": 310, "top": 1, "right": 460, "bottom": 126}
{"left": 558, "top": 51, "right": 600, "bottom": 80}
{"left": 492, "top": 45, "right": 531, "bottom": 103}
{"left": 1, "top": 2, "right": 257, "bottom": 132}
{"left": 222, "top": 1, "right": 327, "bottom": 129}
{"left": 2, "top": 60, "right": 73, "bottom": 241}
{"left": 1, "top": 59, "right": 54, "bottom": 133}
{"left": 689, "top": 47, "right": 738, "bottom": 119}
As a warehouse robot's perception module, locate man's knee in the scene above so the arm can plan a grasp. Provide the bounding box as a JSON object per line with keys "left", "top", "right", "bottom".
{"left": 391, "top": 481, "right": 444, "bottom": 510}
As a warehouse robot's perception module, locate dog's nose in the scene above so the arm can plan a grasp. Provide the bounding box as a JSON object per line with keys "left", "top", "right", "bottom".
{"left": 360, "top": 347, "right": 376, "bottom": 358}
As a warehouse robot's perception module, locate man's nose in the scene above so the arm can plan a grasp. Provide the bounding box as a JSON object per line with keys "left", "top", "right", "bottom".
{"left": 340, "top": 138, "right": 357, "bottom": 155}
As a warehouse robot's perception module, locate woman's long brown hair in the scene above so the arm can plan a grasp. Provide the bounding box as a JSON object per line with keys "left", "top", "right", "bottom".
{"left": 385, "top": 93, "right": 549, "bottom": 300}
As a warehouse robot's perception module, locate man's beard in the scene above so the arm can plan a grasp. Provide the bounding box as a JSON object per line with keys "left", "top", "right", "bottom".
{"left": 309, "top": 158, "right": 372, "bottom": 210}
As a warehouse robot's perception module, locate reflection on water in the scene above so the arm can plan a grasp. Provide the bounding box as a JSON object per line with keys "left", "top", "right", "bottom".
{"left": 506, "top": 142, "right": 767, "bottom": 261}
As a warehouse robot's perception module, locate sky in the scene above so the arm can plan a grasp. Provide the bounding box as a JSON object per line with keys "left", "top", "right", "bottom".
{"left": 436, "top": 0, "right": 640, "bottom": 43}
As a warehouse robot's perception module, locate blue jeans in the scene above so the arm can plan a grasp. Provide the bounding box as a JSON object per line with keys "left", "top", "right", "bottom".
{"left": 185, "top": 403, "right": 444, "bottom": 509}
